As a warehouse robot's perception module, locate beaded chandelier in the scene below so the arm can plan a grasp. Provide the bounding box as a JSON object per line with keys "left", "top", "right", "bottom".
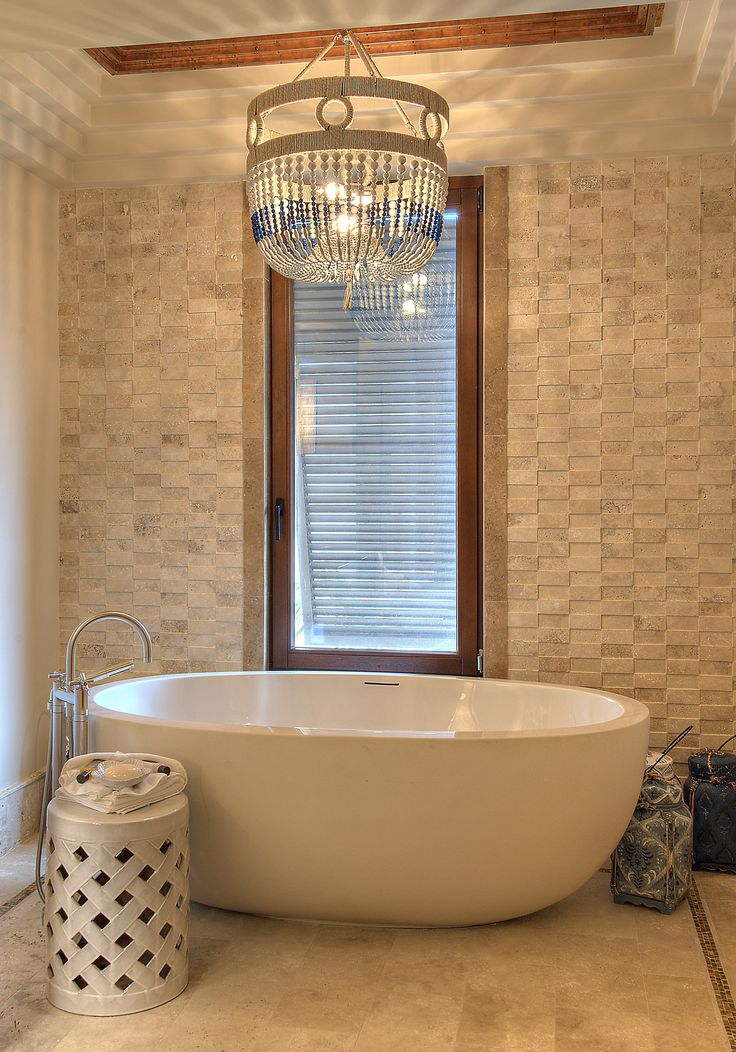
{"left": 245, "top": 29, "right": 449, "bottom": 304}
{"left": 352, "top": 267, "right": 456, "bottom": 343}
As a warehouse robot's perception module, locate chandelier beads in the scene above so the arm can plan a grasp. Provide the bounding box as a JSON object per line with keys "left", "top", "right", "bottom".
{"left": 244, "top": 30, "right": 450, "bottom": 298}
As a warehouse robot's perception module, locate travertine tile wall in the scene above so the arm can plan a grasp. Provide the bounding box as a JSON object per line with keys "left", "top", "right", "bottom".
{"left": 58, "top": 160, "right": 734, "bottom": 761}
{"left": 483, "top": 168, "right": 509, "bottom": 678}
{"left": 502, "top": 152, "right": 735, "bottom": 757}
{"left": 59, "top": 182, "right": 267, "bottom": 675}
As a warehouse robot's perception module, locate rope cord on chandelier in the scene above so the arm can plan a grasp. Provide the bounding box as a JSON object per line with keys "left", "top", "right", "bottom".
{"left": 244, "top": 27, "right": 450, "bottom": 304}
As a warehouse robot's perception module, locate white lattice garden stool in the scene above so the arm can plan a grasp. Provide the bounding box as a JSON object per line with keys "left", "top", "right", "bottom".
{"left": 44, "top": 794, "right": 189, "bottom": 1016}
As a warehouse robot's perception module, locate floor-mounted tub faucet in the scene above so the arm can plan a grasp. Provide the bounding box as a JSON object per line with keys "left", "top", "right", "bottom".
{"left": 36, "top": 612, "right": 153, "bottom": 901}
{"left": 51, "top": 611, "right": 153, "bottom": 787}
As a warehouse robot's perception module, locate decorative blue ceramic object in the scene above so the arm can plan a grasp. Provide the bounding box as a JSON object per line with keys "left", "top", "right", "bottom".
{"left": 611, "top": 728, "right": 694, "bottom": 915}
{"left": 684, "top": 735, "right": 736, "bottom": 874}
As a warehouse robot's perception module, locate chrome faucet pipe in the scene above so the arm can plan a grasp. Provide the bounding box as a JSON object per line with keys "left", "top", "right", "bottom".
{"left": 68, "top": 662, "right": 134, "bottom": 757}
{"left": 69, "top": 660, "right": 136, "bottom": 689}
{"left": 48, "top": 674, "right": 67, "bottom": 797}
{"left": 65, "top": 611, "right": 152, "bottom": 765}
{"left": 72, "top": 680, "right": 89, "bottom": 760}
{"left": 65, "top": 610, "right": 153, "bottom": 685}
{"left": 39, "top": 611, "right": 154, "bottom": 904}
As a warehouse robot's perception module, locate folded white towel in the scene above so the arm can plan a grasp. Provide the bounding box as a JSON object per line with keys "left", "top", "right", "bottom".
{"left": 57, "top": 752, "right": 187, "bottom": 814}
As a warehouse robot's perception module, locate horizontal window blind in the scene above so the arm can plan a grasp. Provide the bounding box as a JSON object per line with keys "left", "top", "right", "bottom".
{"left": 292, "top": 218, "right": 458, "bottom": 653}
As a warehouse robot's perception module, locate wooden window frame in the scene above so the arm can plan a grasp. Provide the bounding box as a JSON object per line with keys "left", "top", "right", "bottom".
{"left": 269, "top": 176, "right": 483, "bottom": 675}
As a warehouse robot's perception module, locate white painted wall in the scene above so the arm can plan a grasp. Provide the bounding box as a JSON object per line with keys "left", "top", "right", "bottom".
{"left": 0, "top": 157, "right": 59, "bottom": 792}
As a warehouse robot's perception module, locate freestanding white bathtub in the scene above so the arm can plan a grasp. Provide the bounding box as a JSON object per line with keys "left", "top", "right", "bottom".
{"left": 90, "top": 672, "right": 649, "bottom": 927}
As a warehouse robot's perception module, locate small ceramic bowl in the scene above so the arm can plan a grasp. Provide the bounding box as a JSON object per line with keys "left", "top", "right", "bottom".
{"left": 93, "top": 759, "right": 148, "bottom": 788}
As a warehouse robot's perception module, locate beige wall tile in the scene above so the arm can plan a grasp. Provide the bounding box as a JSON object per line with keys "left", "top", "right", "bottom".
{"left": 495, "top": 151, "right": 736, "bottom": 762}
{"left": 60, "top": 182, "right": 266, "bottom": 677}
{"left": 60, "top": 158, "right": 735, "bottom": 763}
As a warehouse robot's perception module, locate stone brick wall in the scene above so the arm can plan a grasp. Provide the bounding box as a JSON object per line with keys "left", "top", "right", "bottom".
{"left": 501, "top": 153, "right": 735, "bottom": 757}
{"left": 58, "top": 159, "right": 735, "bottom": 763}
{"left": 58, "top": 182, "right": 266, "bottom": 675}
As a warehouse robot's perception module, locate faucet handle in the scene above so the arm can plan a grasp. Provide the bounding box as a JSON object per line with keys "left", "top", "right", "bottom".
{"left": 69, "top": 661, "right": 135, "bottom": 689}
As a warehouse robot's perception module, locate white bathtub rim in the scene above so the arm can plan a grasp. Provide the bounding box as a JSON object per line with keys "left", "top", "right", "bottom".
{"left": 90, "top": 671, "right": 649, "bottom": 741}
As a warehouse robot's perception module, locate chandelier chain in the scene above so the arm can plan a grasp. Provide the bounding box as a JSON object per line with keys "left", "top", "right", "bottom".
{"left": 344, "top": 30, "right": 418, "bottom": 136}
{"left": 292, "top": 29, "right": 418, "bottom": 137}
{"left": 292, "top": 32, "right": 342, "bottom": 82}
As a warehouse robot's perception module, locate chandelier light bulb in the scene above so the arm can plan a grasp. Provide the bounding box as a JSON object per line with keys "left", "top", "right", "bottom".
{"left": 335, "top": 212, "right": 357, "bottom": 234}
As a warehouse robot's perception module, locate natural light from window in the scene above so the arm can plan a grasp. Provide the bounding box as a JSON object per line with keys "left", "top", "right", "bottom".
{"left": 291, "top": 212, "right": 459, "bottom": 653}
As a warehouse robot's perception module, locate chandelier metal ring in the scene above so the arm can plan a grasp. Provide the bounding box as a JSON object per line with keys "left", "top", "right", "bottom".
{"left": 245, "top": 112, "right": 265, "bottom": 149}
{"left": 419, "top": 108, "right": 444, "bottom": 145}
{"left": 246, "top": 127, "right": 446, "bottom": 169}
{"left": 245, "top": 76, "right": 449, "bottom": 147}
{"left": 315, "top": 95, "right": 354, "bottom": 131}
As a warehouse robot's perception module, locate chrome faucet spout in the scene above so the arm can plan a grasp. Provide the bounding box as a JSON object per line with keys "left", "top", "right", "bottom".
{"left": 65, "top": 610, "right": 153, "bottom": 685}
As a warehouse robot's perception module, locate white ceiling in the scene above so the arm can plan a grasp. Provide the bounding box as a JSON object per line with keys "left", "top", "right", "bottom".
{"left": 0, "top": 0, "right": 648, "bottom": 49}
{"left": 0, "top": 0, "right": 735, "bottom": 186}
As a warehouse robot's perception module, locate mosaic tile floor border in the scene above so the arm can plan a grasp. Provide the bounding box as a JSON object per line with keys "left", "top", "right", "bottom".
{"left": 689, "top": 876, "right": 736, "bottom": 1051}
{"left": 0, "top": 881, "right": 36, "bottom": 917}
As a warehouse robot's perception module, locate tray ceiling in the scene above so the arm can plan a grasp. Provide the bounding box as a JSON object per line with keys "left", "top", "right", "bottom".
{"left": 86, "top": 6, "right": 664, "bottom": 75}
{"left": 1, "top": 1, "right": 735, "bottom": 186}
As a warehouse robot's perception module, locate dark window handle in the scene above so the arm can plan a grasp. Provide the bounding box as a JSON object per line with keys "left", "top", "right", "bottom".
{"left": 275, "top": 498, "right": 285, "bottom": 541}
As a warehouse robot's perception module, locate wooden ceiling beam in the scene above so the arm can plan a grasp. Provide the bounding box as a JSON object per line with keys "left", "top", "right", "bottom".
{"left": 86, "top": 5, "right": 666, "bottom": 76}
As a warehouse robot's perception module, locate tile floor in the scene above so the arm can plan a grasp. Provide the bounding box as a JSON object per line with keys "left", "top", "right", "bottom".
{"left": 0, "top": 838, "right": 734, "bottom": 1052}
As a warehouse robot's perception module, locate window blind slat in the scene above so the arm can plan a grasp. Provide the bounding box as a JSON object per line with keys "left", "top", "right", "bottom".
{"left": 292, "top": 219, "right": 459, "bottom": 653}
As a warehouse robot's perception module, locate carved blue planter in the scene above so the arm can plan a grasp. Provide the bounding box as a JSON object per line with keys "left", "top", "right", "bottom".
{"left": 611, "top": 769, "right": 693, "bottom": 914}
{"left": 684, "top": 745, "right": 736, "bottom": 874}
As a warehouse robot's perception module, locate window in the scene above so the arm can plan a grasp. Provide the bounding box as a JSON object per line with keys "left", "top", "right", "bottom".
{"left": 270, "top": 179, "right": 482, "bottom": 674}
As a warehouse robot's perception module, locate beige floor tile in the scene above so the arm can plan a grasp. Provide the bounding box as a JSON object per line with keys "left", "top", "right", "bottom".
{"left": 0, "top": 838, "right": 36, "bottom": 903}
{"left": 454, "top": 1045, "right": 498, "bottom": 1052}
{"left": 554, "top": 987, "right": 655, "bottom": 1052}
{"left": 296, "top": 924, "right": 396, "bottom": 984}
{"left": 53, "top": 997, "right": 188, "bottom": 1052}
{"left": 164, "top": 1008, "right": 269, "bottom": 1051}
{"left": 185, "top": 933, "right": 234, "bottom": 983}
{"left": 0, "top": 893, "right": 49, "bottom": 1015}
{"left": 233, "top": 947, "right": 318, "bottom": 986}
{"left": 454, "top": 1046, "right": 512, "bottom": 1052}
{"left": 635, "top": 905, "right": 710, "bottom": 981}
{"left": 194, "top": 907, "right": 317, "bottom": 954}
{"left": 380, "top": 937, "right": 471, "bottom": 997}
{"left": 458, "top": 967, "right": 555, "bottom": 1050}
{"left": 551, "top": 932, "right": 644, "bottom": 990}
{"left": 633, "top": 898, "right": 698, "bottom": 942}
{"left": 0, "top": 981, "right": 72, "bottom": 1052}
{"left": 462, "top": 919, "right": 561, "bottom": 972}
{"left": 369, "top": 980, "right": 464, "bottom": 1030}
{"left": 529, "top": 874, "right": 639, "bottom": 942}
{"left": 250, "top": 1026, "right": 359, "bottom": 1051}
{"left": 269, "top": 977, "right": 377, "bottom": 1035}
{"left": 696, "top": 871, "right": 736, "bottom": 993}
{"left": 355, "top": 1020, "right": 459, "bottom": 1051}
{"left": 225, "top": 916, "right": 320, "bottom": 984}
{"left": 1, "top": 862, "right": 735, "bottom": 1052}
{"left": 178, "top": 967, "right": 283, "bottom": 1020}
{"left": 644, "top": 974, "right": 729, "bottom": 1052}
